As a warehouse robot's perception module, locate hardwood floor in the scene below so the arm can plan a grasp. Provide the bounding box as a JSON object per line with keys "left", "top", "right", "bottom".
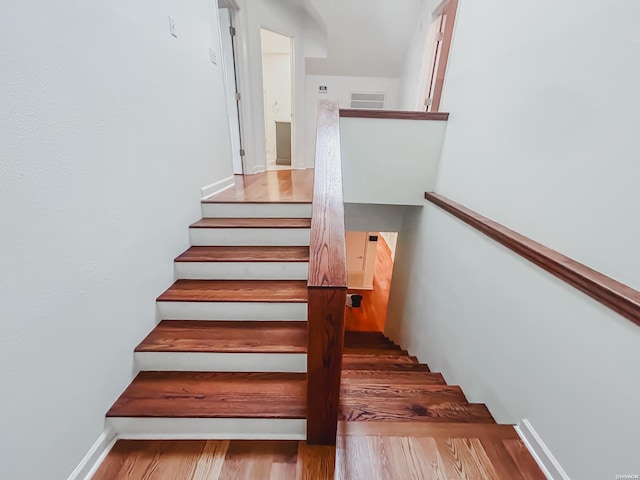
{"left": 345, "top": 233, "right": 393, "bottom": 332}
{"left": 95, "top": 427, "right": 544, "bottom": 480}
{"left": 203, "top": 170, "right": 314, "bottom": 203}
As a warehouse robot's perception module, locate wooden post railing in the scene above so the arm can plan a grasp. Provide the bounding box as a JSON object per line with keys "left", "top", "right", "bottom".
{"left": 306, "top": 100, "right": 348, "bottom": 445}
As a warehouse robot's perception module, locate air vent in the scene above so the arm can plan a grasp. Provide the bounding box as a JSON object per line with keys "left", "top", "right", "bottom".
{"left": 350, "top": 91, "right": 386, "bottom": 110}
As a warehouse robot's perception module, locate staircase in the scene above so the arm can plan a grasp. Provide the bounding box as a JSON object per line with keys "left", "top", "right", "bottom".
{"left": 338, "top": 332, "right": 546, "bottom": 479}
{"left": 340, "top": 331, "right": 495, "bottom": 424}
{"left": 106, "top": 190, "right": 313, "bottom": 440}
{"left": 103, "top": 174, "right": 544, "bottom": 478}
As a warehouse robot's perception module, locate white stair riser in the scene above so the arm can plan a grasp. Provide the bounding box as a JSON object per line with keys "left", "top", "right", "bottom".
{"left": 190, "top": 228, "right": 310, "bottom": 246}
{"left": 135, "top": 352, "right": 307, "bottom": 372}
{"left": 157, "top": 301, "right": 308, "bottom": 321}
{"left": 108, "top": 418, "right": 306, "bottom": 440}
{"left": 174, "top": 262, "right": 309, "bottom": 280}
{"left": 202, "top": 203, "right": 312, "bottom": 219}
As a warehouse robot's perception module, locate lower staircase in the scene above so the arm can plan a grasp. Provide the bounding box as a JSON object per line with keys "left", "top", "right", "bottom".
{"left": 341, "top": 331, "right": 495, "bottom": 424}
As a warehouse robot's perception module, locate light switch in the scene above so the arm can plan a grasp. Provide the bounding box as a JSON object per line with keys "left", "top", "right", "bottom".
{"left": 168, "top": 16, "right": 177, "bottom": 38}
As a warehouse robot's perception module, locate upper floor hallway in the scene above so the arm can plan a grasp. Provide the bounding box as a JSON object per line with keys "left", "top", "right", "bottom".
{"left": 1, "top": 1, "right": 639, "bottom": 479}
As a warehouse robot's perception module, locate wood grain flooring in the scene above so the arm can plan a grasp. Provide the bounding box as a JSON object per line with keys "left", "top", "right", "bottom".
{"left": 175, "top": 246, "right": 309, "bottom": 263}
{"left": 156, "top": 280, "right": 308, "bottom": 303}
{"left": 136, "top": 321, "right": 307, "bottom": 353}
{"left": 203, "top": 170, "right": 313, "bottom": 204}
{"left": 106, "top": 372, "right": 306, "bottom": 418}
{"left": 95, "top": 430, "right": 545, "bottom": 480}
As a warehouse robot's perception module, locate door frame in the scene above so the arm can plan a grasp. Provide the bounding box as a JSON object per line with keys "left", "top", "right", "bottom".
{"left": 217, "top": 2, "right": 245, "bottom": 174}
{"left": 259, "top": 26, "right": 295, "bottom": 171}
{"left": 423, "top": 0, "right": 459, "bottom": 112}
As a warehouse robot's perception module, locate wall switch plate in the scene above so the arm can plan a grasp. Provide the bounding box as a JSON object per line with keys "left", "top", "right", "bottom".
{"left": 209, "top": 48, "right": 218, "bottom": 65}
{"left": 168, "top": 16, "right": 177, "bottom": 38}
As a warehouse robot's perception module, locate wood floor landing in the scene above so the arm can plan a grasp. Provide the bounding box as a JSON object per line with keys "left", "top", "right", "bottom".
{"left": 202, "top": 170, "right": 313, "bottom": 203}
{"left": 94, "top": 423, "right": 545, "bottom": 480}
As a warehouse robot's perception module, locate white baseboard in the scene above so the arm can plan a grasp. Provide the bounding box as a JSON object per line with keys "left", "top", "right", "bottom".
{"left": 201, "top": 176, "right": 235, "bottom": 200}
{"left": 66, "top": 429, "right": 117, "bottom": 480}
{"left": 516, "top": 419, "right": 571, "bottom": 480}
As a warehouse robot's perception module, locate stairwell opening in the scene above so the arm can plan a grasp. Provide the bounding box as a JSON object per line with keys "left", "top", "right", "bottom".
{"left": 345, "top": 230, "right": 397, "bottom": 333}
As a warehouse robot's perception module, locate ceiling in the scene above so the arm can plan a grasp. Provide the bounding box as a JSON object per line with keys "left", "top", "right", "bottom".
{"left": 302, "top": 0, "right": 425, "bottom": 77}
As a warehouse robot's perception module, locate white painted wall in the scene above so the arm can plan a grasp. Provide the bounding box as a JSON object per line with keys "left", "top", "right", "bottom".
{"left": 340, "top": 117, "right": 446, "bottom": 205}
{"left": 305, "top": 75, "right": 399, "bottom": 166}
{"left": 345, "top": 204, "right": 417, "bottom": 233}
{"left": 380, "top": 232, "right": 398, "bottom": 261}
{"left": 397, "top": 0, "right": 440, "bottom": 110}
{"left": 261, "top": 53, "right": 292, "bottom": 160}
{"left": 0, "top": 1, "right": 233, "bottom": 479}
{"left": 386, "top": 0, "right": 640, "bottom": 478}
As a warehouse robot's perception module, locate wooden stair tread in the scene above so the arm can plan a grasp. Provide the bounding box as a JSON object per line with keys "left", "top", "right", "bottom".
{"left": 341, "top": 384, "right": 467, "bottom": 403}
{"left": 340, "top": 401, "right": 495, "bottom": 423}
{"left": 344, "top": 343, "right": 408, "bottom": 355}
{"left": 107, "top": 372, "right": 306, "bottom": 418}
{"left": 342, "top": 354, "right": 417, "bottom": 364}
{"left": 175, "top": 246, "right": 309, "bottom": 263}
{"left": 136, "top": 321, "right": 307, "bottom": 353}
{"left": 157, "top": 280, "right": 308, "bottom": 303}
{"left": 341, "top": 370, "right": 446, "bottom": 385}
{"left": 190, "top": 218, "right": 311, "bottom": 228}
{"left": 341, "top": 362, "right": 431, "bottom": 372}
{"left": 343, "top": 347, "right": 408, "bottom": 355}
{"left": 338, "top": 421, "right": 519, "bottom": 438}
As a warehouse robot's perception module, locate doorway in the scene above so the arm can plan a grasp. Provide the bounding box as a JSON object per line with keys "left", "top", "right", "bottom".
{"left": 421, "top": 0, "right": 459, "bottom": 112}
{"left": 260, "top": 28, "right": 293, "bottom": 171}
{"left": 345, "top": 232, "right": 397, "bottom": 332}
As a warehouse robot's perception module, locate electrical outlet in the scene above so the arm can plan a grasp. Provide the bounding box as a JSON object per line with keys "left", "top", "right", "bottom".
{"left": 168, "top": 16, "right": 177, "bottom": 38}
{"left": 209, "top": 48, "right": 218, "bottom": 65}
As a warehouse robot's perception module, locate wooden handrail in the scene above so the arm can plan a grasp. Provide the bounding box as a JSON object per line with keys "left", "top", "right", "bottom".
{"left": 307, "top": 100, "right": 348, "bottom": 445}
{"left": 425, "top": 192, "right": 640, "bottom": 327}
{"left": 340, "top": 109, "right": 449, "bottom": 121}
